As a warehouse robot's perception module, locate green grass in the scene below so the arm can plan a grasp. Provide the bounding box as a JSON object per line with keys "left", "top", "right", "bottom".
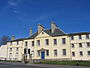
{"left": 35, "top": 60, "right": 90, "bottom": 66}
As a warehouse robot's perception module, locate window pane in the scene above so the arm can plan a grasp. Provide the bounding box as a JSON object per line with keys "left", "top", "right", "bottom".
{"left": 72, "top": 52, "right": 75, "bottom": 56}
{"left": 79, "top": 43, "right": 82, "bottom": 48}
{"left": 88, "top": 51, "right": 90, "bottom": 55}
{"left": 54, "top": 50, "right": 57, "bottom": 56}
{"left": 54, "top": 39, "right": 57, "bottom": 45}
{"left": 62, "top": 49, "right": 66, "bottom": 56}
{"left": 79, "top": 35, "right": 82, "bottom": 39}
{"left": 37, "top": 40, "right": 40, "bottom": 45}
{"left": 62, "top": 38, "right": 66, "bottom": 44}
{"left": 46, "top": 50, "right": 49, "bottom": 56}
{"left": 80, "top": 51, "right": 83, "bottom": 56}
{"left": 86, "top": 34, "right": 89, "bottom": 39}
{"left": 32, "top": 41, "right": 34, "bottom": 46}
{"left": 46, "top": 39, "right": 49, "bottom": 45}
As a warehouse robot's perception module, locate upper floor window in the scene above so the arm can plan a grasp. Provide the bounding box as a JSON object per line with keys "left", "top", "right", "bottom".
{"left": 46, "top": 50, "right": 49, "bottom": 56}
{"left": 62, "top": 38, "right": 66, "bottom": 44}
{"left": 62, "top": 49, "right": 66, "bottom": 56}
{"left": 17, "top": 41, "right": 19, "bottom": 45}
{"left": 87, "top": 51, "right": 90, "bottom": 56}
{"left": 72, "top": 52, "right": 75, "bottom": 56}
{"left": 87, "top": 43, "right": 90, "bottom": 47}
{"left": 10, "top": 42, "right": 12, "bottom": 45}
{"left": 37, "top": 40, "right": 40, "bottom": 45}
{"left": 45, "top": 39, "right": 49, "bottom": 45}
{"left": 54, "top": 49, "right": 57, "bottom": 56}
{"left": 32, "top": 41, "right": 34, "bottom": 46}
{"left": 71, "top": 36, "right": 74, "bottom": 40}
{"left": 54, "top": 39, "right": 57, "bottom": 45}
{"left": 16, "top": 47, "right": 19, "bottom": 51}
{"left": 80, "top": 51, "right": 83, "bottom": 56}
{"left": 71, "top": 44, "right": 75, "bottom": 48}
{"left": 79, "top": 43, "right": 82, "bottom": 48}
{"left": 86, "top": 34, "right": 89, "bottom": 39}
{"left": 79, "top": 35, "right": 82, "bottom": 39}
{"left": 10, "top": 48, "right": 12, "bottom": 51}
{"left": 25, "top": 42, "right": 28, "bottom": 46}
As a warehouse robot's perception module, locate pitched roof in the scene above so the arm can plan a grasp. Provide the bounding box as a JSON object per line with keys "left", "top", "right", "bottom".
{"left": 68, "top": 32, "right": 90, "bottom": 36}
{"left": 7, "top": 38, "right": 25, "bottom": 42}
{"left": 26, "top": 28, "right": 66, "bottom": 39}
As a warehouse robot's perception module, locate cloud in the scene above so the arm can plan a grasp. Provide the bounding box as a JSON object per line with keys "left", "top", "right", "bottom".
{"left": 8, "top": 0, "right": 21, "bottom": 6}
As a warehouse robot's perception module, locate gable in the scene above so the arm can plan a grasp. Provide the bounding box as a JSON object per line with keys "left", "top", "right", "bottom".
{"left": 36, "top": 31, "right": 51, "bottom": 38}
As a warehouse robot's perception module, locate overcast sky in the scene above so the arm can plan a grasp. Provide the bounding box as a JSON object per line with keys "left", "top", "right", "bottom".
{"left": 0, "top": 0, "right": 90, "bottom": 38}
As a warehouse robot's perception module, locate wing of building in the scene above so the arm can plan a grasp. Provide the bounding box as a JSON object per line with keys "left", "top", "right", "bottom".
{"left": 0, "top": 22, "right": 90, "bottom": 62}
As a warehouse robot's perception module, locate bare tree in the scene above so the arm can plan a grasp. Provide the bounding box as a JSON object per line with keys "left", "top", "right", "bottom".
{"left": 0, "top": 35, "right": 11, "bottom": 45}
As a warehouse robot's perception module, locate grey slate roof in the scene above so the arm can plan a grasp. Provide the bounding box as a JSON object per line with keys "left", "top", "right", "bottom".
{"left": 7, "top": 38, "right": 25, "bottom": 42}
{"left": 26, "top": 28, "right": 66, "bottom": 39}
{"left": 68, "top": 32, "right": 90, "bottom": 36}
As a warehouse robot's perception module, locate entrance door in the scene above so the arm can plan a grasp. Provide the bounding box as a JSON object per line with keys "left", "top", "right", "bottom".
{"left": 41, "top": 51, "right": 45, "bottom": 59}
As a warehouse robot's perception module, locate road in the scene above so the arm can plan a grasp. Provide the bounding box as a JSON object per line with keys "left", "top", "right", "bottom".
{"left": 0, "top": 62, "right": 90, "bottom": 68}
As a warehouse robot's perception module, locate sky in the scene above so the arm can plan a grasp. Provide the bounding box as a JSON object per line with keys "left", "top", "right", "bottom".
{"left": 0, "top": 0, "right": 90, "bottom": 39}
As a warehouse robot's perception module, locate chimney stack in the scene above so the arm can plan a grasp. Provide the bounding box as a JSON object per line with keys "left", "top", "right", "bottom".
{"left": 38, "top": 24, "right": 44, "bottom": 34}
{"left": 11, "top": 35, "right": 15, "bottom": 40}
{"left": 30, "top": 27, "right": 32, "bottom": 36}
{"left": 51, "top": 22, "right": 58, "bottom": 33}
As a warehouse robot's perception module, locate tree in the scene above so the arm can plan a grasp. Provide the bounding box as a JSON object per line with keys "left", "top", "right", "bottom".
{"left": 0, "top": 35, "right": 11, "bottom": 45}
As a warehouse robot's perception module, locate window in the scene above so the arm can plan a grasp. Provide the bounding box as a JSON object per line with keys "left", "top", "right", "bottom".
{"left": 86, "top": 34, "right": 89, "bottom": 39}
{"left": 10, "top": 42, "right": 12, "bottom": 45}
{"left": 79, "top": 43, "right": 82, "bottom": 48}
{"left": 80, "top": 51, "right": 83, "bottom": 56}
{"left": 62, "top": 38, "right": 66, "bottom": 44}
{"left": 54, "top": 39, "right": 57, "bottom": 45}
{"left": 37, "top": 40, "right": 40, "bottom": 45}
{"left": 32, "top": 41, "right": 34, "bottom": 46}
{"left": 16, "top": 47, "right": 19, "bottom": 51}
{"left": 46, "top": 50, "right": 49, "bottom": 56}
{"left": 62, "top": 49, "right": 66, "bottom": 56}
{"left": 45, "top": 39, "right": 49, "bottom": 45}
{"left": 54, "top": 50, "right": 57, "bottom": 56}
{"left": 72, "top": 52, "right": 75, "bottom": 56}
{"left": 28, "top": 49, "right": 30, "bottom": 54}
{"left": 87, "top": 43, "right": 90, "bottom": 47}
{"left": 87, "top": 51, "right": 90, "bottom": 55}
{"left": 25, "top": 42, "right": 28, "bottom": 46}
{"left": 72, "top": 44, "right": 74, "bottom": 48}
{"left": 79, "top": 35, "right": 82, "bottom": 39}
{"left": 24, "top": 48, "right": 27, "bottom": 54}
{"left": 42, "top": 32, "right": 44, "bottom": 34}
{"left": 37, "top": 50, "right": 40, "bottom": 56}
{"left": 17, "top": 41, "right": 19, "bottom": 45}
{"left": 10, "top": 48, "right": 12, "bottom": 51}
{"left": 71, "top": 36, "right": 74, "bottom": 40}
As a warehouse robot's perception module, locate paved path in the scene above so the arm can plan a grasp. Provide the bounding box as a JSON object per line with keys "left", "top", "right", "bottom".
{"left": 0, "top": 62, "right": 90, "bottom": 68}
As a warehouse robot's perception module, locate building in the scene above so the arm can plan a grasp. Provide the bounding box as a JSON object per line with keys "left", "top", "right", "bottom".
{"left": 0, "top": 22, "right": 90, "bottom": 62}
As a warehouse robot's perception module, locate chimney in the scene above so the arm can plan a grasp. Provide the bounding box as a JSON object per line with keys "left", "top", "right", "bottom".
{"left": 38, "top": 24, "right": 44, "bottom": 34}
{"left": 51, "top": 22, "right": 58, "bottom": 33}
{"left": 30, "top": 27, "right": 32, "bottom": 36}
{"left": 11, "top": 35, "right": 15, "bottom": 40}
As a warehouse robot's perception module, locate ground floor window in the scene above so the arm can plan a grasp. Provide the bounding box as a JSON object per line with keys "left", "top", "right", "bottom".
{"left": 87, "top": 51, "right": 90, "bottom": 56}
{"left": 72, "top": 52, "right": 75, "bottom": 56}
{"left": 62, "top": 49, "right": 66, "bottom": 56}
{"left": 80, "top": 51, "right": 83, "bottom": 56}
{"left": 46, "top": 50, "right": 49, "bottom": 56}
{"left": 54, "top": 49, "right": 57, "bottom": 56}
{"left": 37, "top": 50, "right": 40, "bottom": 56}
